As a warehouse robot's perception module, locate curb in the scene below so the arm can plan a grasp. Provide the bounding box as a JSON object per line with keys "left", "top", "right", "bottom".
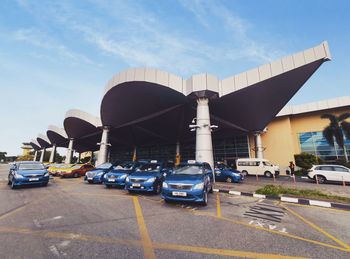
{"left": 213, "top": 188, "right": 350, "bottom": 211}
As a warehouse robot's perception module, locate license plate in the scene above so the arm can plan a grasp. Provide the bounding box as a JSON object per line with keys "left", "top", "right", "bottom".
{"left": 88, "top": 177, "right": 93, "bottom": 180}
{"left": 29, "top": 178, "right": 39, "bottom": 181}
{"left": 108, "top": 179, "right": 115, "bottom": 182}
{"left": 172, "top": 191, "right": 187, "bottom": 197}
{"left": 132, "top": 183, "right": 141, "bottom": 187}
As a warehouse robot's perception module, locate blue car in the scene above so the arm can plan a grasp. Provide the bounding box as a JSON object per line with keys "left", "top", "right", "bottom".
{"left": 103, "top": 161, "right": 146, "bottom": 188}
{"left": 125, "top": 160, "right": 172, "bottom": 194}
{"left": 8, "top": 161, "right": 50, "bottom": 189}
{"left": 161, "top": 161, "right": 214, "bottom": 206}
{"left": 214, "top": 163, "right": 244, "bottom": 183}
{"left": 84, "top": 162, "right": 119, "bottom": 184}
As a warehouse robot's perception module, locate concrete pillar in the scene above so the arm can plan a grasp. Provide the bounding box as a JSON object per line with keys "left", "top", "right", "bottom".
{"left": 254, "top": 132, "right": 264, "bottom": 159}
{"left": 96, "top": 126, "right": 110, "bottom": 166}
{"left": 195, "top": 98, "right": 214, "bottom": 171}
{"left": 65, "top": 138, "right": 74, "bottom": 164}
{"left": 39, "top": 148, "right": 46, "bottom": 163}
{"left": 175, "top": 142, "right": 181, "bottom": 165}
{"left": 49, "top": 144, "right": 56, "bottom": 163}
{"left": 132, "top": 146, "right": 137, "bottom": 162}
{"left": 33, "top": 151, "right": 38, "bottom": 161}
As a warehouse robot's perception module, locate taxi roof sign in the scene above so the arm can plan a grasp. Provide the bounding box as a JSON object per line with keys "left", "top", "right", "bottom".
{"left": 187, "top": 160, "right": 196, "bottom": 164}
{"left": 150, "top": 160, "right": 158, "bottom": 163}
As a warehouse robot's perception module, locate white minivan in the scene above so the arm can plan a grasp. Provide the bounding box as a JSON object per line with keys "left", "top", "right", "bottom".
{"left": 236, "top": 158, "right": 279, "bottom": 177}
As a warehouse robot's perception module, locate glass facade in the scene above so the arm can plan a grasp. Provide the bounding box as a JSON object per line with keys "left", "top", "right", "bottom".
{"left": 110, "top": 136, "right": 250, "bottom": 164}
{"left": 298, "top": 131, "right": 350, "bottom": 161}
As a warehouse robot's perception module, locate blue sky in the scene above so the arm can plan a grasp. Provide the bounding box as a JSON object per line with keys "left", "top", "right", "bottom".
{"left": 1, "top": 0, "right": 349, "bottom": 155}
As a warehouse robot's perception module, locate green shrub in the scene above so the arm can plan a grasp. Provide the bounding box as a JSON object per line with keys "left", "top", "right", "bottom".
{"left": 294, "top": 152, "right": 322, "bottom": 170}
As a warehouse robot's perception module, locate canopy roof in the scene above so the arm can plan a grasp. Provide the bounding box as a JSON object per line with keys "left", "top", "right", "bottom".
{"left": 37, "top": 134, "right": 51, "bottom": 149}
{"left": 47, "top": 125, "right": 68, "bottom": 147}
{"left": 30, "top": 139, "right": 41, "bottom": 150}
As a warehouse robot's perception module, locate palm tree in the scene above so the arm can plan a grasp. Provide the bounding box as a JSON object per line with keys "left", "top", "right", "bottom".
{"left": 321, "top": 113, "right": 350, "bottom": 162}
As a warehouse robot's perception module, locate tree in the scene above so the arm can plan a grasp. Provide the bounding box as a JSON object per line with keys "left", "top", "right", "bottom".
{"left": 0, "top": 152, "right": 7, "bottom": 162}
{"left": 295, "top": 152, "right": 322, "bottom": 171}
{"left": 321, "top": 113, "right": 350, "bottom": 162}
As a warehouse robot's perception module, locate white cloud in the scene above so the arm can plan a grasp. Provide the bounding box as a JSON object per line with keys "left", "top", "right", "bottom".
{"left": 12, "top": 28, "right": 97, "bottom": 66}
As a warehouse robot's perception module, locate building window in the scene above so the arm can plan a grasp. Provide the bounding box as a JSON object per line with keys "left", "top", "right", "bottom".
{"left": 298, "top": 131, "right": 350, "bottom": 161}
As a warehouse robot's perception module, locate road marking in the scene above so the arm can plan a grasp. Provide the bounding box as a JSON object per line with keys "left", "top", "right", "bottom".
{"left": 0, "top": 204, "right": 27, "bottom": 221}
{"left": 209, "top": 214, "right": 350, "bottom": 252}
{"left": 153, "top": 242, "right": 306, "bottom": 259}
{"left": 216, "top": 193, "right": 222, "bottom": 218}
{"left": 0, "top": 226, "right": 307, "bottom": 258}
{"left": 133, "top": 197, "right": 156, "bottom": 259}
{"left": 309, "top": 200, "right": 331, "bottom": 208}
{"left": 281, "top": 204, "right": 350, "bottom": 250}
{"left": 228, "top": 190, "right": 241, "bottom": 196}
{"left": 280, "top": 202, "right": 350, "bottom": 213}
{"left": 244, "top": 202, "right": 285, "bottom": 223}
{"left": 49, "top": 245, "right": 60, "bottom": 257}
{"left": 281, "top": 197, "right": 298, "bottom": 203}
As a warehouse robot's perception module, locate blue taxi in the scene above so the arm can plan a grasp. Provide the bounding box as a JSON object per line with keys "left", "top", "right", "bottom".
{"left": 8, "top": 161, "right": 50, "bottom": 189}
{"left": 214, "top": 163, "right": 244, "bottom": 183}
{"left": 161, "top": 161, "right": 214, "bottom": 206}
{"left": 84, "top": 162, "right": 119, "bottom": 184}
{"left": 125, "top": 160, "right": 172, "bottom": 194}
{"left": 103, "top": 161, "right": 146, "bottom": 188}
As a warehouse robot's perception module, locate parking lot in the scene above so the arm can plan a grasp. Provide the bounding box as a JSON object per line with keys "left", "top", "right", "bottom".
{"left": 0, "top": 164, "right": 350, "bottom": 258}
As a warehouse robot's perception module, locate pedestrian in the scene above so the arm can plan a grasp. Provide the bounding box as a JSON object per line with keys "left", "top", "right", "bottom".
{"left": 289, "top": 161, "right": 295, "bottom": 176}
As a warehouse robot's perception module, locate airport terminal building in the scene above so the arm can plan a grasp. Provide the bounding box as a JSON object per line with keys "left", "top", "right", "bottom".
{"left": 28, "top": 41, "right": 350, "bottom": 172}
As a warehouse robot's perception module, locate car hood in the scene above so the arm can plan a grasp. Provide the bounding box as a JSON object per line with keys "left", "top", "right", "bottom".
{"left": 107, "top": 169, "right": 131, "bottom": 176}
{"left": 17, "top": 169, "right": 47, "bottom": 176}
{"left": 129, "top": 171, "right": 160, "bottom": 178}
{"left": 165, "top": 174, "right": 204, "bottom": 183}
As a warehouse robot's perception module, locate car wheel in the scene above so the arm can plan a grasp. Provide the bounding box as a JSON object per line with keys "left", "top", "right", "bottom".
{"left": 7, "top": 178, "right": 11, "bottom": 185}
{"left": 154, "top": 183, "right": 161, "bottom": 194}
{"left": 264, "top": 171, "right": 272, "bottom": 178}
{"left": 226, "top": 177, "right": 233, "bottom": 183}
{"left": 128, "top": 190, "right": 134, "bottom": 194}
{"left": 105, "top": 184, "right": 111, "bottom": 188}
{"left": 88, "top": 180, "right": 93, "bottom": 184}
{"left": 315, "top": 175, "right": 326, "bottom": 184}
{"left": 202, "top": 191, "right": 208, "bottom": 206}
{"left": 42, "top": 182, "right": 48, "bottom": 187}
{"left": 242, "top": 170, "right": 248, "bottom": 176}
{"left": 209, "top": 184, "right": 213, "bottom": 193}
{"left": 73, "top": 173, "right": 79, "bottom": 178}
{"left": 11, "top": 181, "right": 17, "bottom": 189}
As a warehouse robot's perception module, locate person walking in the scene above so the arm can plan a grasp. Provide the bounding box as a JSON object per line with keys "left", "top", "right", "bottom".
{"left": 289, "top": 161, "right": 295, "bottom": 176}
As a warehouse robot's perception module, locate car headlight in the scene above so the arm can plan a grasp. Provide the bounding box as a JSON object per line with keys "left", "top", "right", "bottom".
{"left": 162, "top": 182, "right": 168, "bottom": 188}
{"left": 14, "top": 173, "right": 24, "bottom": 179}
{"left": 119, "top": 174, "right": 127, "bottom": 180}
{"left": 193, "top": 182, "right": 204, "bottom": 190}
{"left": 44, "top": 172, "right": 49, "bottom": 177}
{"left": 145, "top": 177, "right": 156, "bottom": 183}
{"left": 125, "top": 177, "right": 130, "bottom": 182}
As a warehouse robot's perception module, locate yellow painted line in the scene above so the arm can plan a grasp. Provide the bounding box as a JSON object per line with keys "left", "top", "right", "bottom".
{"left": 133, "top": 197, "right": 156, "bottom": 259}
{"left": 280, "top": 202, "right": 350, "bottom": 213}
{"left": 0, "top": 204, "right": 27, "bottom": 221}
{"left": 216, "top": 193, "right": 222, "bottom": 218}
{"left": 0, "top": 226, "right": 306, "bottom": 258}
{"left": 281, "top": 204, "right": 350, "bottom": 251}
{"left": 154, "top": 242, "right": 306, "bottom": 259}
{"left": 208, "top": 214, "right": 350, "bottom": 253}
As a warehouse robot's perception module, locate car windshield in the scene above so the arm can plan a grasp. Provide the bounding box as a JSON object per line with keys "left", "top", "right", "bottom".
{"left": 173, "top": 165, "right": 203, "bottom": 175}
{"left": 113, "top": 162, "right": 134, "bottom": 170}
{"left": 136, "top": 164, "right": 161, "bottom": 172}
{"left": 97, "top": 163, "right": 112, "bottom": 169}
{"left": 216, "top": 164, "right": 230, "bottom": 170}
{"left": 18, "top": 163, "right": 45, "bottom": 170}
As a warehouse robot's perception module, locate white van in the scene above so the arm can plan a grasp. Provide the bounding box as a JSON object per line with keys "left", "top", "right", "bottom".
{"left": 236, "top": 158, "right": 279, "bottom": 177}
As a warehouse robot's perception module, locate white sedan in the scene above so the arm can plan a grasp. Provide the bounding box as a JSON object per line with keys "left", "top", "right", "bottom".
{"left": 307, "top": 165, "right": 350, "bottom": 184}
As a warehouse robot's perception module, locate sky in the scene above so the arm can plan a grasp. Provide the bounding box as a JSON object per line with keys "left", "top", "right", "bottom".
{"left": 1, "top": 0, "right": 349, "bottom": 156}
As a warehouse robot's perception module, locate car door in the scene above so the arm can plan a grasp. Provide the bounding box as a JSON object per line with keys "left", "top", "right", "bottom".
{"left": 319, "top": 166, "right": 336, "bottom": 181}
{"left": 214, "top": 166, "right": 224, "bottom": 181}
{"left": 333, "top": 166, "right": 350, "bottom": 182}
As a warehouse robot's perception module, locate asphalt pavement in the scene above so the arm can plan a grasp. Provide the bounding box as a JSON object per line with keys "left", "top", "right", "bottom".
{"left": 0, "top": 164, "right": 350, "bottom": 258}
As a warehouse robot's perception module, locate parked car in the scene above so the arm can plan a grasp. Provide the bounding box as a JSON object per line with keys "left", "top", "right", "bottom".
{"left": 103, "top": 161, "right": 147, "bottom": 188}
{"left": 48, "top": 164, "right": 73, "bottom": 176}
{"left": 125, "top": 160, "right": 172, "bottom": 194}
{"left": 161, "top": 160, "right": 214, "bottom": 206}
{"left": 307, "top": 164, "right": 350, "bottom": 184}
{"left": 59, "top": 164, "right": 95, "bottom": 178}
{"left": 214, "top": 162, "right": 244, "bottom": 183}
{"left": 8, "top": 161, "right": 50, "bottom": 189}
{"left": 236, "top": 158, "right": 279, "bottom": 177}
{"left": 84, "top": 162, "right": 119, "bottom": 184}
